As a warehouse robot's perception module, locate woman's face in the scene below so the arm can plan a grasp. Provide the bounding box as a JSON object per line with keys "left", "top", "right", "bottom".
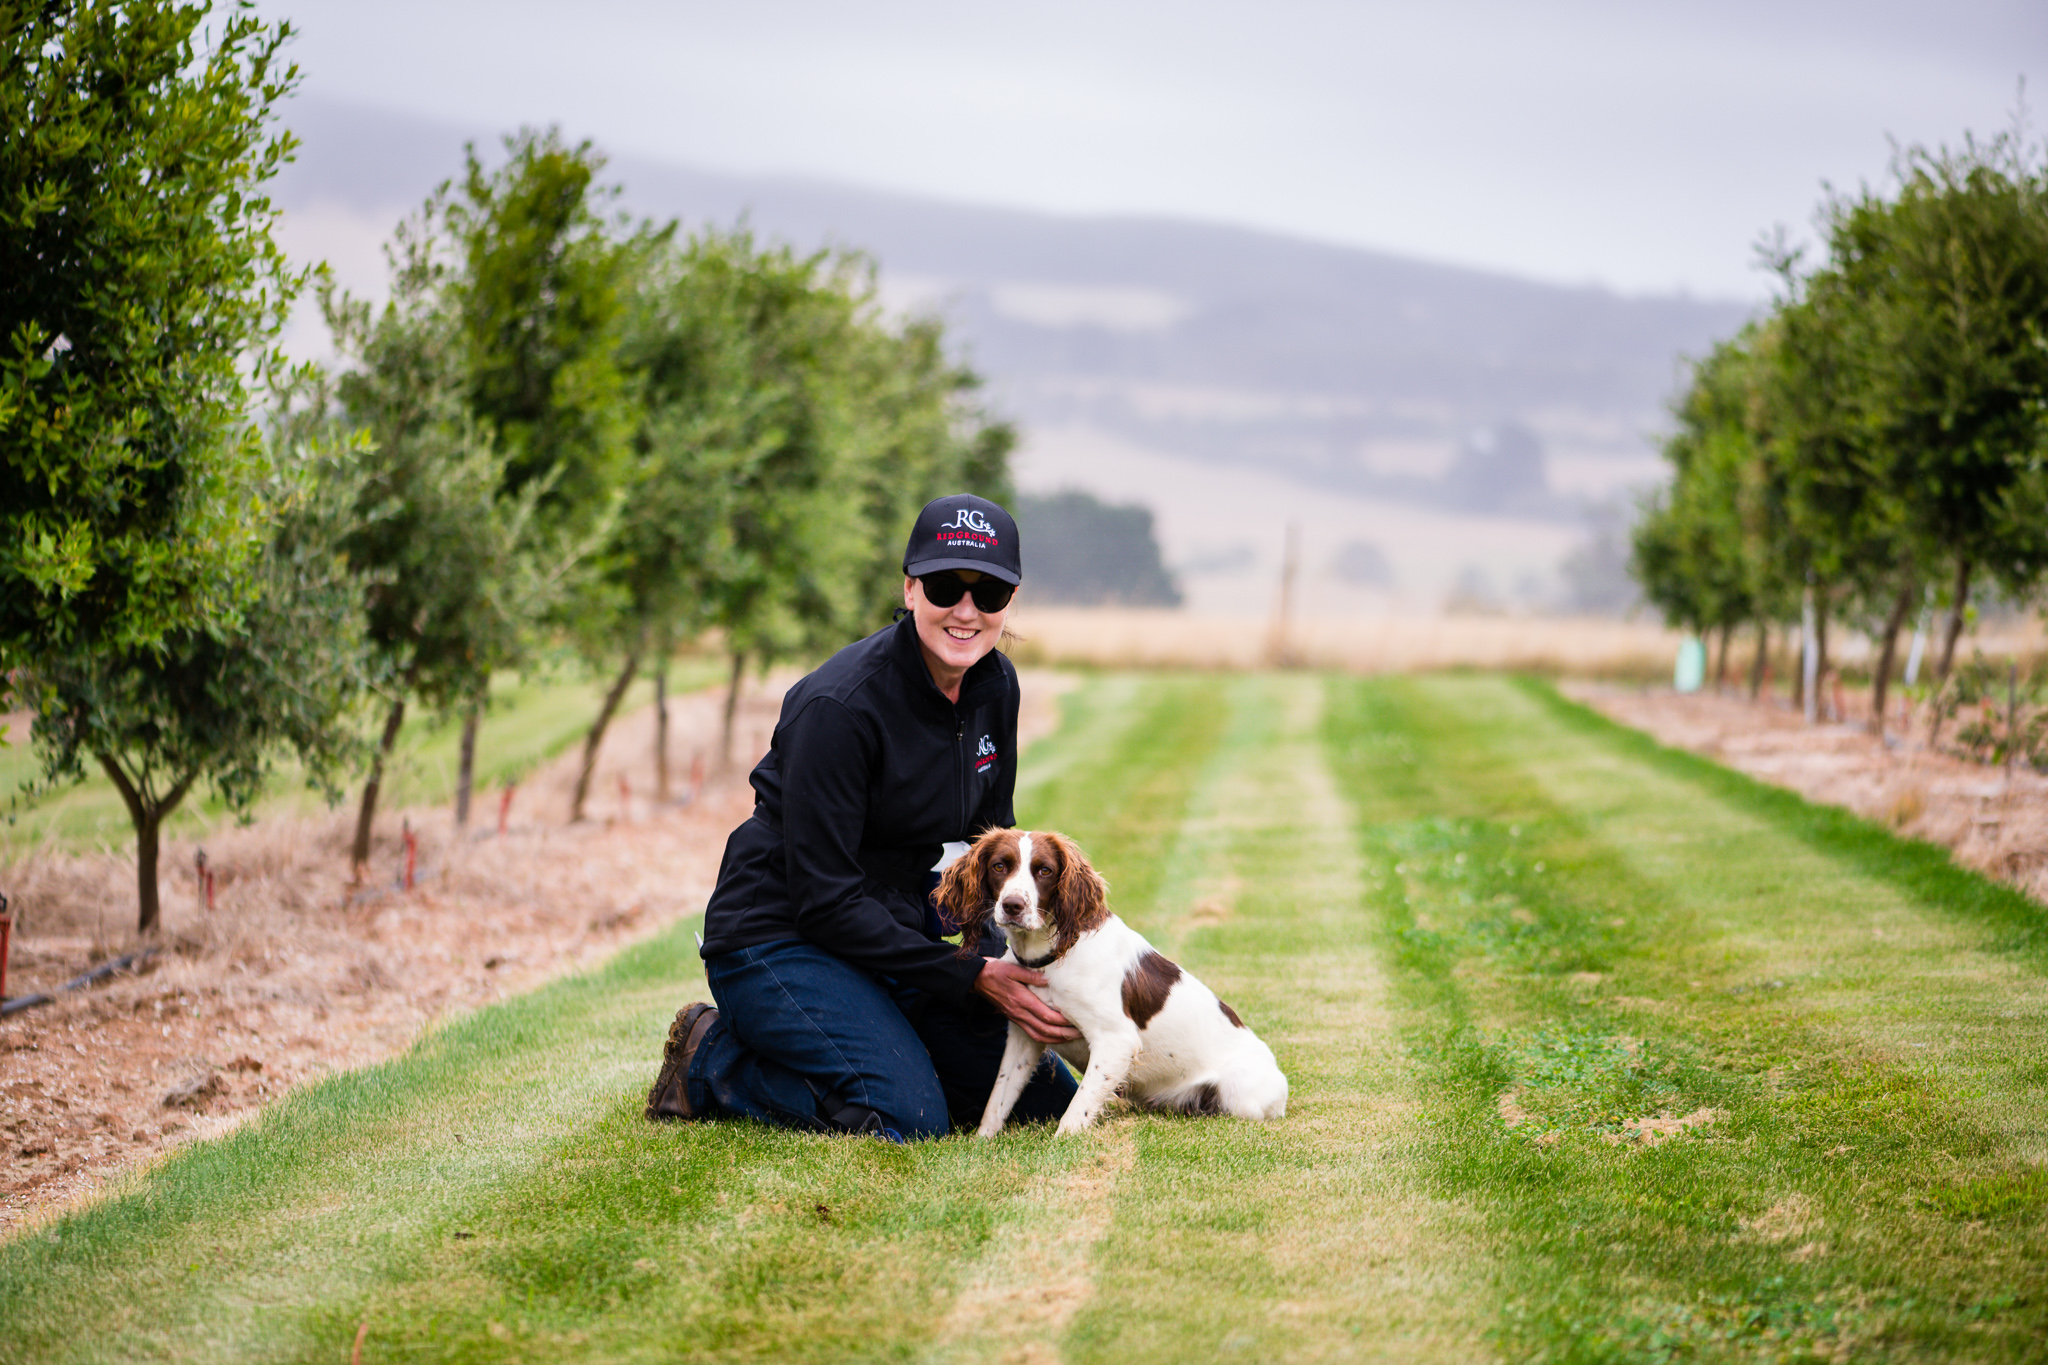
{"left": 904, "top": 569, "right": 1014, "bottom": 684}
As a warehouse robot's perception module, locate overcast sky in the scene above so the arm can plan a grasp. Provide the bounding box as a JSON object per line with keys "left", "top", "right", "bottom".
{"left": 252, "top": 0, "right": 2041, "bottom": 300}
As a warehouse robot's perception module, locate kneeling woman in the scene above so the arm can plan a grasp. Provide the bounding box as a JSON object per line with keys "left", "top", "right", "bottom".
{"left": 646, "top": 494, "right": 1078, "bottom": 1140}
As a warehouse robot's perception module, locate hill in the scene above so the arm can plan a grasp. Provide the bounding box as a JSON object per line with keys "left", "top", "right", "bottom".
{"left": 272, "top": 98, "right": 1753, "bottom": 609}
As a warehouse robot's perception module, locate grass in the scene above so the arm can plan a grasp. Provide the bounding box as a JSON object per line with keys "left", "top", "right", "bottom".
{"left": 0, "top": 656, "right": 730, "bottom": 858}
{"left": 2, "top": 672, "right": 2045, "bottom": 1363}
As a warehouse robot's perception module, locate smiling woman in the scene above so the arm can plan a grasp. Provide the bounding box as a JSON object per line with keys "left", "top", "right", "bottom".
{"left": 643, "top": 494, "right": 1079, "bottom": 1141}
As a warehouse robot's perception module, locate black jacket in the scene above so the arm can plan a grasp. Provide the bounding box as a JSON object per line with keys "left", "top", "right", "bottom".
{"left": 698, "top": 615, "right": 1016, "bottom": 1003}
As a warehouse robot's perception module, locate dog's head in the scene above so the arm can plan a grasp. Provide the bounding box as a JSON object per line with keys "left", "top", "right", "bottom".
{"left": 937, "top": 828, "right": 1109, "bottom": 961}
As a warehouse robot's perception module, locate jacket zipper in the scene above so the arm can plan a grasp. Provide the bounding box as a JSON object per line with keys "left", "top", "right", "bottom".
{"left": 955, "top": 716, "right": 966, "bottom": 836}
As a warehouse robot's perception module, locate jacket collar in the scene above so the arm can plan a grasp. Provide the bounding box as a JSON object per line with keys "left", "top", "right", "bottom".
{"left": 890, "top": 613, "right": 1007, "bottom": 712}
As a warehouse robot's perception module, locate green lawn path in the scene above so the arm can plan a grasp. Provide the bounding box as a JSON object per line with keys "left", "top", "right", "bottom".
{"left": 2, "top": 673, "right": 2044, "bottom": 1363}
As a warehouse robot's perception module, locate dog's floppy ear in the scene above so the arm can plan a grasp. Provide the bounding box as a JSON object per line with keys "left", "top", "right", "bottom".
{"left": 1046, "top": 832, "right": 1109, "bottom": 956}
{"left": 937, "top": 830, "right": 998, "bottom": 959}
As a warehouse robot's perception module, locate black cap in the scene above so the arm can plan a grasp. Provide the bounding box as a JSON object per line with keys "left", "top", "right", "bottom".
{"left": 902, "top": 494, "right": 1022, "bottom": 585}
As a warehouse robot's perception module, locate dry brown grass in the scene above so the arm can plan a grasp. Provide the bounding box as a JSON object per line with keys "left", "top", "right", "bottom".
{"left": 0, "top": 674, "right": 786, "bottom": 1231}
{"left": 1007, "top": 607, "right": 1687, "bottom": 677}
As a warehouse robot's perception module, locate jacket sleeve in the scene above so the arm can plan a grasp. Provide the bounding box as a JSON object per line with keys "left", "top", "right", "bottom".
{"left": 777, "top": 696, "right": 988, "bottom": 1003}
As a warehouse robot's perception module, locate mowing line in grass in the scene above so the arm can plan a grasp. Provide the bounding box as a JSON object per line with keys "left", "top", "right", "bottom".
{"left": 1327, "top": 674, "right": 2048, "bottom": 1363}
{"left": 1063, "top": 674, "right": 1491, "bottom": 1365}
{"left": 15, "top": 669, "right": 2041, "bottom": 1363}
{"left": 0, "top": 673, "right": 1280, "bottom": 1364}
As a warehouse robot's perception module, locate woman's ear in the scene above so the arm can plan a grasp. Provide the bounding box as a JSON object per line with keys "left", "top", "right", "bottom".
{"left": 1049, "top": 833, "right": 1108, "bottom": 954}
{"left": 903, "top": 575, "right": 920, "bottom": 612}
{"left": 936, "top": 836, "right": 992, "bottom": 959}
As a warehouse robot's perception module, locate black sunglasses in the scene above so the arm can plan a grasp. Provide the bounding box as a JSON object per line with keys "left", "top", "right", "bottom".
{"left": 919, "top": 572, "right": 1015, "bottom": 613}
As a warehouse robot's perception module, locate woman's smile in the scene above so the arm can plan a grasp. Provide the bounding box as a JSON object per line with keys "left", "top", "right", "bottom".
{"left": 906, "top": 568, "right": 1014, "bottom": 701}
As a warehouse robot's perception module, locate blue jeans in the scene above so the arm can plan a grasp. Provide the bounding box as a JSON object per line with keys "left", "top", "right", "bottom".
{"left": 686, "top": 939, "right": 1077, "bottom": 1141}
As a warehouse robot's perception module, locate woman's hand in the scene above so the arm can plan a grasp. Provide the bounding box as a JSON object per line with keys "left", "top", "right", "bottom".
{"left": 973, "top": 959, "right": 1080, "bottom": 1044}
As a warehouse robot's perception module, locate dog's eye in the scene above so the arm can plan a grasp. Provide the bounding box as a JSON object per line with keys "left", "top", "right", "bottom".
{"left": 990, "top": 861, "right": 1006, "bottom": 875}
{"left": 1034, "top": 865, "right": 1053, "bottom": 880}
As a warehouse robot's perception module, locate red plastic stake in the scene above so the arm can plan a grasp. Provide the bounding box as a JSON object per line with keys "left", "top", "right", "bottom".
{"left": 402, "top": 819, "right": 418, "bottom": 891}
{"left": 497, "top": 784, "right": 516, "bottom": 836}
{"left": 618, "top": 774, "right": 631, "bottom": 819}
{"left": 204, "top": 868, "right": 216, "bottom": 911}
{"left": 689, "top": 752, "right": 705, "bottom": 805}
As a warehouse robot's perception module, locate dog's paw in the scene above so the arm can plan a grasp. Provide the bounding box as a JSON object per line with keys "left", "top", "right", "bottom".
{"left": 975, "top": 1121, "right": 1005, "bottom": 1139}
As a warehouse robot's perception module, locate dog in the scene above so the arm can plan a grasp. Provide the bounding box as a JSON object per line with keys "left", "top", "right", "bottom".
{"left": 936, "top": 827, "right": 1288, "bottom": 1135}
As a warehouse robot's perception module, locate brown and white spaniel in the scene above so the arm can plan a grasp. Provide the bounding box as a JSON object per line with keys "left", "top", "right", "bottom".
{"left": 937, "top": 828, "right": 1288, "bottom": 1135}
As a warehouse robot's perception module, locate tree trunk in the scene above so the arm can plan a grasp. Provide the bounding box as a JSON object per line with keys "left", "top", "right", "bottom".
{"left": 95, "top": 754, "right": 196, "bottom": 937}
{"left": 1818, "top": 593, "right": 1835, "bottom": 687}
{"left": 1870, "top": 580, "right": 1917, "bottom": 741}
{"left": 653, "top": 655, "right": 671, "bottom": 803}
{"left": 1935, "top": 556, "right": 1973, "bottom": 685}
{"left": 352, "top": 696, "right": 407, "bottom": 875}
{"left": 1714, "top": 621, "right": 1733, "bottom": 690}
{"left": 571, "top": 649, "right": 642, "bottom": 823}
{"left": 1814, "top": 591, "right": 1832, "bottom": 719}
{"left": 454, "top": 701, "right": 480, "bottom": 829}
{"left": 1748, "top": 620, "right": 1769, "bottom": 701}
{"left": 722, "top": 650, "right": 745, "bottom": 771}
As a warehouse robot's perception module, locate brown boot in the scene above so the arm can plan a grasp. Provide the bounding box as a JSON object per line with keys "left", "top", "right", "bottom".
{"left": 646, "top": 1003, "right": 719, "bottom": 1120}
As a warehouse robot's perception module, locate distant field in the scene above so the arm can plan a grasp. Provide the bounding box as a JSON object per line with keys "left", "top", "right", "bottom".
{"left": 0, "top": 656, "right": 730, "bottom": 858}
{"left": 1009, "top": 607, "right": 1689, "bottom": 676}
{"left": 3, "top": 672, "right": 2045, "bottom": 1362}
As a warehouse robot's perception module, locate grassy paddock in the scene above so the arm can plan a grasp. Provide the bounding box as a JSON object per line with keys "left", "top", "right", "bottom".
{"left": 2, "top": 672, "right": 2045, "bottom": 1363}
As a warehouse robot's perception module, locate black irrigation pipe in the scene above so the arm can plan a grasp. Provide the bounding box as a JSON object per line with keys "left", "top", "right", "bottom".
{"left": 1, "top": 945, "right": 162, "bottom": 1018}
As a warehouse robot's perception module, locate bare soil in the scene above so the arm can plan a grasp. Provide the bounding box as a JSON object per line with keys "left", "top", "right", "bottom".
{"left": 0, "top": 668, "right": 1076, "bottom": 1233}
{"left": 1568, "top": 683, "right": 2048, "bottom": 904}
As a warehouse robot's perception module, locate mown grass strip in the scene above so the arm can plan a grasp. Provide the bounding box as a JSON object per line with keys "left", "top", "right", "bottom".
{"left": 1063, "top": 674, "right": 1489, "bottom": 1365}
{"left": 0, "top": 673, "right": 1251, "bottom": 1364}
{"left": 1522, "top": 677, "right": 2048, "bottom": 970}
{"left": 1327, "top": 674, "right": 2048, "bottom": 1364}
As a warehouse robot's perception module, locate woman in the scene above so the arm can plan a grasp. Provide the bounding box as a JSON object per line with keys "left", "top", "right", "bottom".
{"left": 645, "top": 494, "right": 1078, "bottom": 1140}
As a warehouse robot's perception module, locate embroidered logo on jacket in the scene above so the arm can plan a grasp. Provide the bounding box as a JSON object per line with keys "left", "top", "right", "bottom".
{"left": 975, "top": 734, "right": 999, "bottom": 772}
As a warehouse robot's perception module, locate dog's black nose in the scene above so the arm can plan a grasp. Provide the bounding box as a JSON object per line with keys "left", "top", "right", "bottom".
{"left": 999, "top": 894, "right": 1028, "bottom": 915}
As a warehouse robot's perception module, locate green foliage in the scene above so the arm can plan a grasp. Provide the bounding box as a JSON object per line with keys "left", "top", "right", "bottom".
{"left": 446, "top": 128, "right": 644, "bottom": 535}
{"left": 20, "top": 413, "right": 371, "bottom": 930}
{"left": 0, "top": 0, "right": 303, "bottom": 675}
{"left": 1631, "top": 336, "right": 1769, "bottom": 634}
{"left": 0, "top": 0, "right": 376, "bottom": 930}
{"left": 27, "top": 429, "right": 369, "bottom": 805}
{"left": 1637, "top": 127, "right": 2048, "bottom": 690}
{"left": 624, "top": 228, "right": 1014, "bottom": 670}
{"left": 322, "top": 208, "right": 562, "bottom": 718}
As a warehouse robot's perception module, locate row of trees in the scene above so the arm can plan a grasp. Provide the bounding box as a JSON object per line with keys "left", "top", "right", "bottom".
{"left": 1632, "top": 126, "right": 2048, "bottom": 737}
{"left": 2, "top": 1, "right": 1012, "bottom": 933}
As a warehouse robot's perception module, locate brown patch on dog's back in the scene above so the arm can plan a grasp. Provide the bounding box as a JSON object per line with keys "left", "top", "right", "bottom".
{"left": 1217, "top": 998, "right": 1246, "bottom": 1028}
{"left": 1120, "top": 950, "right": 1182, "bottom": 1028}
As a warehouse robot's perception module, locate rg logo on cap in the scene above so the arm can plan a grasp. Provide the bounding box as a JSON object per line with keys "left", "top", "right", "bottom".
{"left": 943, "top": 509, "right": 995, "bottom": 535}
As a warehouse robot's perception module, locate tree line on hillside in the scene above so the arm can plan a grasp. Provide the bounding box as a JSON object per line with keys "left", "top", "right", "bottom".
{"left": 1, "top": 1, "right": 1012, "bottom": 934}
{"left": 1632, "top": 125, "right": 2048, "bottom": 751}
